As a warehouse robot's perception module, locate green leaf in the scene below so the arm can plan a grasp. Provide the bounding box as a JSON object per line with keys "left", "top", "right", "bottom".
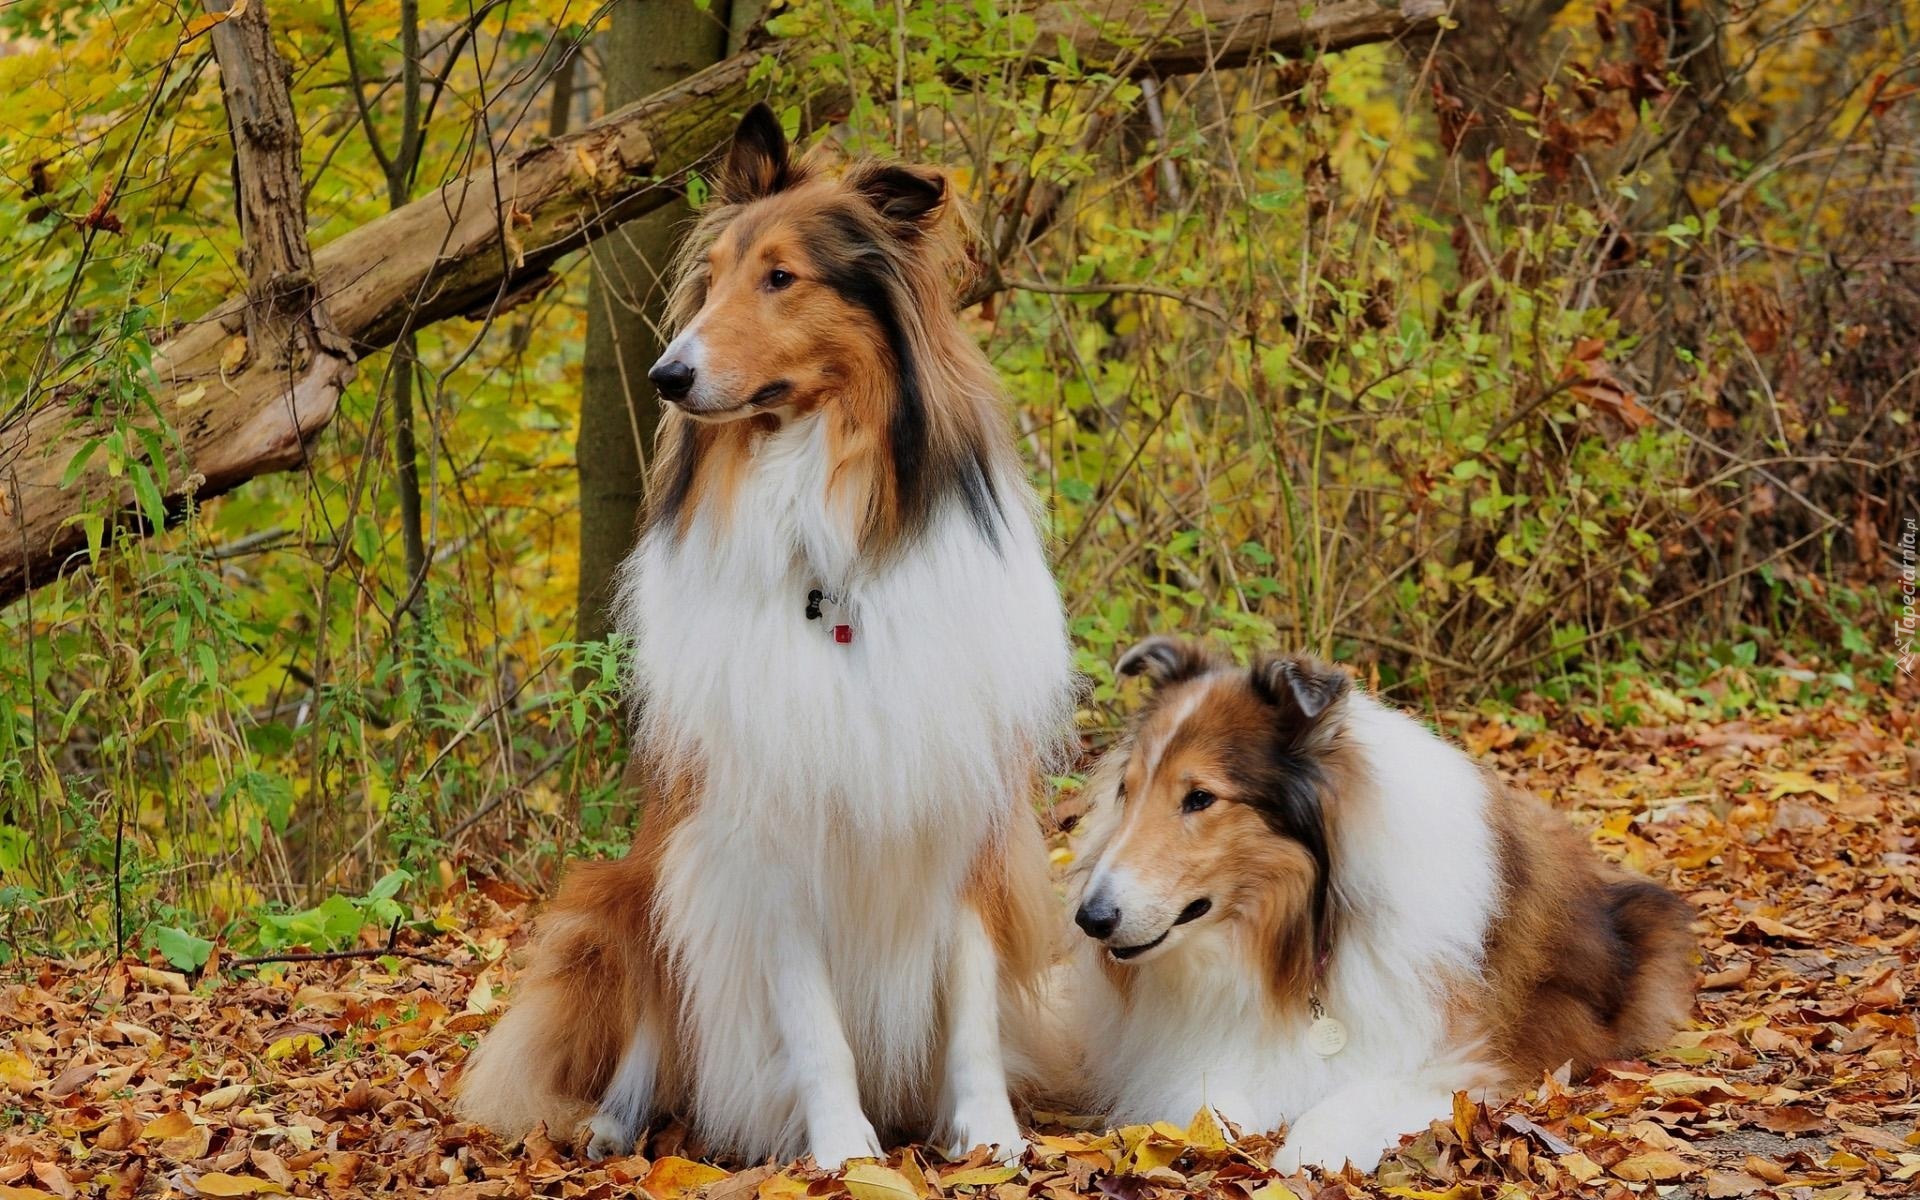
{"left": 152, "top": 925, "right": 214, "bottom": 972}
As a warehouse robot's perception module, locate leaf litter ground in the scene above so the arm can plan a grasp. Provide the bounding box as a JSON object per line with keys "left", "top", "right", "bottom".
{"left": 4, "top": 702, "right": 1916, "bottom": 1199}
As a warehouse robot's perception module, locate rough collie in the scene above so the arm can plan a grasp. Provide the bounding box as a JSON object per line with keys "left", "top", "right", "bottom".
{"left": 458, "top": 105, "right": 1074, "bottom": 1168}
{"left": 1066, "top": 638, "right": 1695, "bottom": 1173}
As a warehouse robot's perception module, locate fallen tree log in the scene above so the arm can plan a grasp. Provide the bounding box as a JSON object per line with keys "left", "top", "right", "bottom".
{"left": 0, "top": 0, "right": 1445, "bottom": 606}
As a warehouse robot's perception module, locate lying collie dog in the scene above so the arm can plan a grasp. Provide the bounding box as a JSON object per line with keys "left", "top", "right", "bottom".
{"left": 1067, "top": 638, "right": 1695, "bottom": 1173}
{"left": 458, "top": 105, "right": 1074, "bottom": 1167}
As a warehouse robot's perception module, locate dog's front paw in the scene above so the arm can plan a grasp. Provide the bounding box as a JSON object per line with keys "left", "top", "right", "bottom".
{"left": 940, "top": 1102, "right": 1028, "bottom": 1164}
{"left": 808, "top": 1114, "right": 884, "bottom": 1172}
{"left": 1272, "top": 1109, "right": 1392, "bottom": 1176}
{"left": 583, "top": 1112, "right": 637, "bottom": 1161}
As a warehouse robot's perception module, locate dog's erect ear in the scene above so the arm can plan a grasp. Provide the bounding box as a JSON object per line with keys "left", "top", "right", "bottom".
{"left": 718, "top": 103, "right": 791, "bottom": 204}
{"left": 1251, "top": 654, "right": 1351, "bottom": 730}
{"left": 1116, "top": 636, "right": 1213, "bottom": 687}
{"left": 848, "top": 163, "right": 946, "bottom": 233}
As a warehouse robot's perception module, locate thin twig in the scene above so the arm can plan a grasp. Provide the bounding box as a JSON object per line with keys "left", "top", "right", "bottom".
{"left": 1000, "top": 277, "right": 1229, "bottom": 322}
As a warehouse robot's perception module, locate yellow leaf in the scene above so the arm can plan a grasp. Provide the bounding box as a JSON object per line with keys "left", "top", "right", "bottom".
{"left": 756, "top": 1174, "right": 810, "bottom": 1200}
{"left": 843, "top": 1163, "right": 919, "bottom": 1200}
{"left": 1115, "top": 1122, "right": 1184, "bottom": 1174}
{"left": 0, "top": 1050, "right": 36, "bottom": 1092}
{"left": 0, "top": 1188, "right": 58, "bottom": 1200}
{"left": 161, "top": 1123, "right": 215, "bottom": 1161}
{"left": 199, "top": 1083, "right": 249, "bottom": 1111}
{"left": 1185, "top": 1106, "right": 1227, "bottom": 1152}
{"left": 640, "top": 1156, "right": 730, "bottom": 1200}
{"left": 896, "top": 1150, "right": 934, "bottom": 1198}
{"left": 192, "top": 1173, "right": 286, "bottom": 1197}
{"left": 1648, "top": 1071, "right": 1733, "bottom": 1095}
{"left": 463, "top": 966, "right": 496, "bottom": 1015}
{"left": 1251, "top": 1184, "right": 1301, "bottom": 1200}
{"left": 1614, "top": 1151, "right": 1695, "bottom": 1181}
{"left": 143, "top": 1110, "right": 195, "bottom": 1139}
{"left": 1032, "top": 1133, "right": 1102, "bottom": 1154}
{"left": 219, "top": 335, "right": 249, "bottom": 374}
{"left": 1761, "top": 771, "right": 1837, "bottom": 802}
{"left": 1451, "top": 1090, "right": 1478, "bottom": 1145}
{"left": 1559, "top": 1152, "right": 1602, "bottom": 1183}
{"left": 264, "top": 1033, "right": 322, "bottom": 1061}
{"left": 939, "top": 1164, "right": 1021, "bottom": 1188}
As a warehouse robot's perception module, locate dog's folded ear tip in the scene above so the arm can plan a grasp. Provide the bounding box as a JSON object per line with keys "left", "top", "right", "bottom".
{"left": 1115, "top": 636, "right": 1210, "bottom": 685}
{"left": 1251, "top": 654, "right": 1351, "bottom": 722}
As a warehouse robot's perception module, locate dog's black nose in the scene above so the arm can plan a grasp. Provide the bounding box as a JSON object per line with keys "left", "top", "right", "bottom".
{"left": 1075, "top": 896, "right": 1120, "bottom": 940}
{"left": 649, "top": 359, "right": 695, "bottom": 400}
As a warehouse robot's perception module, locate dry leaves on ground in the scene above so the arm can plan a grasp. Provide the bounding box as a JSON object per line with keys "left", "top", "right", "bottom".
{"left": 3, "top": 701, "right": 1915, "bottom": 1199}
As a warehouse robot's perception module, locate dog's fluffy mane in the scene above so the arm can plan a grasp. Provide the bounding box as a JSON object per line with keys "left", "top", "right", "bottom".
{"left": 645, "top": 115, "right": 1011, "bottom": 560}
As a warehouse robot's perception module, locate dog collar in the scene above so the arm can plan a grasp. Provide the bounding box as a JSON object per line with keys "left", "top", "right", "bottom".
{"left": 805, "top": 587, "right": 854, "bottom": 645}
{"left": 1307, "top": 943, "right": 1346, "bottom": 1056}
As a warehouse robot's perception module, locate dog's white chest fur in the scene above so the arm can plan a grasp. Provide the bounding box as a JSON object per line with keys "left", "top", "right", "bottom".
{"left": 613, "top": 414, "right": 1071, "bottom": 1154}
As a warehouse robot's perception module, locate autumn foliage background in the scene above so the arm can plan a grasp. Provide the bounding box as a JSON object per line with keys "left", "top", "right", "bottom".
{"left": 0, "top": 2, "right": 1917, "bottom": 1198}
{"left": 0, "top": 0, "right": 1913, "bottom": 985}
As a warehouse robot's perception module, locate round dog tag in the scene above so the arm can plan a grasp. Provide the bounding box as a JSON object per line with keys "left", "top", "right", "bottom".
{"left": 1308, "top": 1015, "right": 1348, "bottom": 1057}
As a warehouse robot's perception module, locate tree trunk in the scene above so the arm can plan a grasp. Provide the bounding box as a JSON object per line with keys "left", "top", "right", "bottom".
{"left": 0, "top": 0, "right": 1444, "bottom": 607}
{"left": 575, "top": 0, "right": 731, "bottom": 647}
{"left": 0, "top": 0, "right": 354, "bottom": 593}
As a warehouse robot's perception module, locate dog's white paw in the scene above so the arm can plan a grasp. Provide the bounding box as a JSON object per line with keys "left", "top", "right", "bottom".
{"left": 940, "top": 1103, "right": 1028, "bottom": 1163}
{"left": 583, "top": 1112, "right": 636, "bottom": 1162}
{"left": 808, "top": 1113, "right": 884, "bottom": 1171}
{"left": 1272, "top": 1110, "right": 1393, "bottom": 1175}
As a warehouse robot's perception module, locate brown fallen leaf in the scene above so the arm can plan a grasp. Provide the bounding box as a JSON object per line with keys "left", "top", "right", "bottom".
{"left": 27, "top": 1163, "right": 73, "bottom": 1200}
{"left": 127, "top": 965, "right": 189, "bottom": 994}
{"left": 93, "top": 1106, "right": 141, "bottom": 1151}
{"left": 248, "top": 1150, "right": 295, "bottom": 1188}
{"left": 1726, "top": 915, "right": 1819, "bottom": 943}
{"left": 1614, "top": 1150, "right": 1695, "bottom": 1181}
{"left": 44, "top": 1061, "right": 100, "bottom": 1099}
{"left": 705, "top": 1164, "right": 782, "bottom": 1200}
{"left": 1703, "top": 959, "right": 1752, "bottom": 989}
{"left": 191, "top": 1172, "right": 287, "bottom": 1197}
{"left": 1706, "top": 1169, "right": 1768, "bottom": 1197}
{"left": 143, "top": 1110, "right": 194, "bottom": 1140}
{"left": 1747, "top": 1105, "right": 1829, "bottom": 1135}
{"left": 1744, "top": 1155, "right": 1790, "bottom": 1183}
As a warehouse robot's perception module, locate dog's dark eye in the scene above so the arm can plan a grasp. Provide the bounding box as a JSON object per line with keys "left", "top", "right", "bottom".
{"left": 1181, "top": 788, "right": 1215, "bottom": 813}
{"left": 767, "top": 268, "right": 795, "bottom": 290}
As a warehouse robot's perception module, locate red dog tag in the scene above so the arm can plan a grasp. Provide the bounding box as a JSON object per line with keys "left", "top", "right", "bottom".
{"left": 833, "top": 624, "right": 854, "bottom": 645}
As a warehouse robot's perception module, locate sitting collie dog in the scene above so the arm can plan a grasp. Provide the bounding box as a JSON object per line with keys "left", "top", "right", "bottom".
{"left": 457, "top": 105, "right": 1074, "bottom": 1168}
{"left": 1066, "top": 638, "right": 1695, "bottom": 1174}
